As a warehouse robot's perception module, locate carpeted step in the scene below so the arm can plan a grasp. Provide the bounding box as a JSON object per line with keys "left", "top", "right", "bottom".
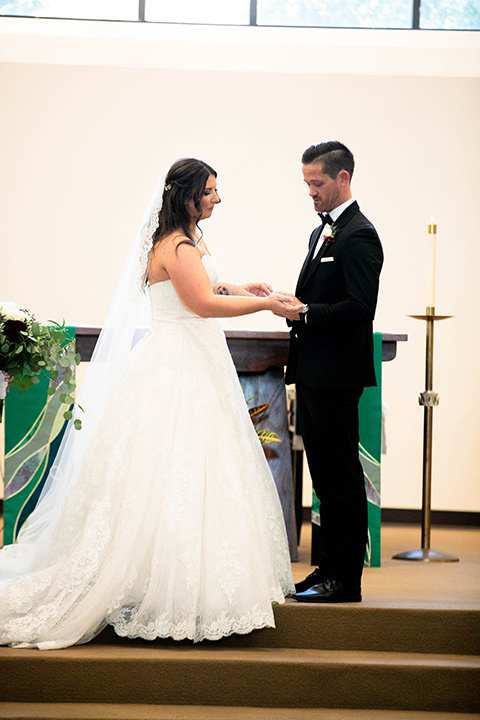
{"left": 1, "top": 703, "right": 480, "bottom": 720}
{"left": 93, "top": 603, "right": 480, "bottom": 656}
{"left": 1, "top": 645, "right": 479, "bottom": 714}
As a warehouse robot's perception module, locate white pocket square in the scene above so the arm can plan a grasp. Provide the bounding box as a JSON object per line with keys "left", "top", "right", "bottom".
{"left": 321, "top": 257, "right": 334, "bottom": 263}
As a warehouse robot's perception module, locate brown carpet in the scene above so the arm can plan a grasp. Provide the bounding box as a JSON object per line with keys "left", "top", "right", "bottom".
{"left": 0, "top": 524, "right": 479, "bottom": 718}
{"left": 1, "top": 704, "right": 480, "bottom": 719}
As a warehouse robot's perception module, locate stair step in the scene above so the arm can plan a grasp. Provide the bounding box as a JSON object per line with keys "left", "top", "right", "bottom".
{"left": 92, "top": 603, "right": 480, "bottom": 656}
{"left": 1, "top": 703, "right": 480, "bottom": 720}
{"left": 1, "top": 645, "right": 479, "bottom": 714}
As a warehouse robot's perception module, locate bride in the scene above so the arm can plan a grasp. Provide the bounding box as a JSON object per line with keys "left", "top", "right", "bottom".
{"left": 0, "top": 157, "right": 299, "bottom": 650}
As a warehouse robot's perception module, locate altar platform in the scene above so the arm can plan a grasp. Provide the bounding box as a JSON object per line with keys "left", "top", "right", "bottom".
{"left": 1, "top": 521, "right": 479, "bottom": 719}
{"left": 2, "top": 330, "right": 479, "bottom": 718}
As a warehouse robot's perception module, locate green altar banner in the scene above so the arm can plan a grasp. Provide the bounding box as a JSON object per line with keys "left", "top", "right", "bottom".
{"left": 3, "top": 327, "right": 75, "bottom": 546}
{"left": 312, "top": 331, "right": 382, "bottom": 567}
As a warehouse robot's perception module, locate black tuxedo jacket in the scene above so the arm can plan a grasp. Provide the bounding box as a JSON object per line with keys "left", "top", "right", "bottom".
{"left": 285, "top": 201, "right": 383, "bottom": 389}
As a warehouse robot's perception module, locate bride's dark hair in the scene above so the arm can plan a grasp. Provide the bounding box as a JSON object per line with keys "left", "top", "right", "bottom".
{"left": 152, "top": 157, "right": 217, "bottom": 249}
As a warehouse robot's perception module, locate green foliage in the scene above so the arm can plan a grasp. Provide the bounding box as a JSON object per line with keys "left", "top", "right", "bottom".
{"left": 0, "top": 304, "right": 83, "bottom": 429}
{"left": 256, "top": 429, "right": 282, "bottom": 444}
{"left": 245, "top": 395, "right": 281, "bottom": 444}
{"left": 248, "top": 403, "right": 269, "bottom": 420}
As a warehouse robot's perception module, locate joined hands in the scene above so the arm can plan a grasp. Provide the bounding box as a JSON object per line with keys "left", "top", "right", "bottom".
{"left": 269, "top": 293, "right": 304, "bottom": 320}
{"left": 237, "top": 281, "right": 304, "bottom": 319}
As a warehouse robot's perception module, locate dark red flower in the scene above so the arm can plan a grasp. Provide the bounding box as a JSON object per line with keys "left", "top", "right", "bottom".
{"left": 2, "top": 319, "right": 27, "bottom": 343}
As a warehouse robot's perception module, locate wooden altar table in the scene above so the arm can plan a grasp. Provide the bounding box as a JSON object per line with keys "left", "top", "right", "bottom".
{"left": 75, "top": 328, "right": 407, "bottom": 563}
{"left": 2, "top": 327, "right": 406, "bottom": 563}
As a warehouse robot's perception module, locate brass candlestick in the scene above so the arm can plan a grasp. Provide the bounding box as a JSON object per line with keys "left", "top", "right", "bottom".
{"left": 393, "top": 306, "right": 458, "bottom": 562}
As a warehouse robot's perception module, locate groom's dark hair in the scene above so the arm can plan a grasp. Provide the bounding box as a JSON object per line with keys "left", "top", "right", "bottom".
{"left": 302, "top": 141, "right": 354, "bottom": 180}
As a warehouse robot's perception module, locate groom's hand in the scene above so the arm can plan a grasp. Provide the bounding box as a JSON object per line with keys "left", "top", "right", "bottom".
{"left": 272, "top": 293, "right": 305, "bottom": 320}
{"left": 272, "top": 294, "right": 305, "bottom": 321}
{"left": 273, "top": 306, "right": 304, "bottom": 321}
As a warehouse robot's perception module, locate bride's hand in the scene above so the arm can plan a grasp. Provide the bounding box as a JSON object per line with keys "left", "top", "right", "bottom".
{"left": 266, "top": 292, "right": 305, "bottom": 316}
{"left": 236, "top": 281, "right": 273, "bottom": 297}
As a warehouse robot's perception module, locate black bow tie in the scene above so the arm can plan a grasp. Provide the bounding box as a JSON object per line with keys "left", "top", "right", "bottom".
{"left": 319, "top": 213, "right": 334, "bottom": 226}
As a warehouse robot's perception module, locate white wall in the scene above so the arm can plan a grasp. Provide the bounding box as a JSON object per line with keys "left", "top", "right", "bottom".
{"left": 1, "top": 18, "right": 479, "bottom": 511}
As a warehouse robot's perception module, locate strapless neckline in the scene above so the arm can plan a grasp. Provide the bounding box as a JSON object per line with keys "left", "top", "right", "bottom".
{"left": 150, "top": 254, "right": 213, "bottom": 289}
{"left": 149, "top": 254, "right": 219, "bottom": 324}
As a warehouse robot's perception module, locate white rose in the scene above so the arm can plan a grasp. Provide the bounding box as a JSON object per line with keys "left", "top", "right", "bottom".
{"left": 0, "top": 302, "right": 28, "bottom": 323}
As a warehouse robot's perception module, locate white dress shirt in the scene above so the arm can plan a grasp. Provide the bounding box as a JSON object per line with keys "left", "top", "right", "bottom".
{"left": 312, "top": 197, "right": 356, "bottom": 259}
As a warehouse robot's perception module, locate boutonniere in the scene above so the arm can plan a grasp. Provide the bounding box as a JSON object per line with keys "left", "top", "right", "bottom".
{"left": 322, "top": 224, "right": 337, "bottom": 243}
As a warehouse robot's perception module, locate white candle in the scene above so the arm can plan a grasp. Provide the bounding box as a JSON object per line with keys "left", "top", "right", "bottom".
{"left": 427, "top": 216, "right": 437, "bottom": 310}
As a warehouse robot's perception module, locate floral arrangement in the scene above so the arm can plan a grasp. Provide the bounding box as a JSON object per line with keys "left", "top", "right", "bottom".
{"left": 0, "top": 302, "right": 82, "bottom": 429}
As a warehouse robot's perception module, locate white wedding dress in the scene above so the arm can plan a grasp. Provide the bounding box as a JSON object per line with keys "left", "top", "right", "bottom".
{"left": 0, "top": 255, "right": 294, "bottom": 650}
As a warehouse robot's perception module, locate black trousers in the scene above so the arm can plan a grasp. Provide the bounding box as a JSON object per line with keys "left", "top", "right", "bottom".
{"left": 296, "top": 382, "right": 368, "bottom": 587}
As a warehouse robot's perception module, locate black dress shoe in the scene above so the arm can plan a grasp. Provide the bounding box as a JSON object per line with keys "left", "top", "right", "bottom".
{"left": 294, "top": 567, "right": 329, "bottom": 593}
{"left": 293, "top": 578, "right": 362, "bottom": 603}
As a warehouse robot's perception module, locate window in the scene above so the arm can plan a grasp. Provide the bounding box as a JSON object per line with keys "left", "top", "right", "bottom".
{"left": 145, "top": 0, "right": 250, "bottom": 25}
{"left": 1, "top": 0, "right": 478, "bottom": 30}
{"left": 420, "top": 0, "right": 480, "bottom": 29}
{"left": 256, "top": 0, "right": 412, "bottom": 30}
{"left": 0, "top": 0, "right": 138, "bottom": 20}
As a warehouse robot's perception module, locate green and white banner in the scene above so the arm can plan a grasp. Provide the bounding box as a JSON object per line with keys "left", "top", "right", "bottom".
{"left": 3, "top": 327, "right": 75, "bottom": 545}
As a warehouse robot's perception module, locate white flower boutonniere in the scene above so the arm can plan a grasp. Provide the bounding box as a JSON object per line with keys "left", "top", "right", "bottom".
{"left": 321, "top": 224, "right": 338, "bottom": 243}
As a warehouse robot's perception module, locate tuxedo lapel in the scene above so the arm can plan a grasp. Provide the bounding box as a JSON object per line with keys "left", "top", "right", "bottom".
{"left": 295, "top": 224, "right": 324, "bottom": 295}
{"left": 332, "top": 200, "right": 359, "bottom": 230}
{"left": 302, "top": 235, "right": 334, "bottom": 287}
{"left": 297, "top": 202, "right": 360, "bottom": 292}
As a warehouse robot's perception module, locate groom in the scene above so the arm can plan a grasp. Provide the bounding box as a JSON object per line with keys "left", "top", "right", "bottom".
{"left": 276, "top": 141, "right": 383, "bottom": 603}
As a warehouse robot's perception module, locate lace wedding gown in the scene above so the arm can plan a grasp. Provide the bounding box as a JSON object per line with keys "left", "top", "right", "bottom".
{"left": 0, "top": 255, "right": 294, "bottom": 650}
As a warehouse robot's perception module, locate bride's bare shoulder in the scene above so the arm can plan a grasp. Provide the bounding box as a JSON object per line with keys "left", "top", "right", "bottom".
{"left": 155, "top": 232, "right": 197, "bottom": 254}
{"left": 148, "top": 233, "right": 200, "bottom": 283}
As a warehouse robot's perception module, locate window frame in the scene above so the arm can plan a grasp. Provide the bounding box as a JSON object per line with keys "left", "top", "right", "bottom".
{"left": 0, "top": 0, "right": 478, "bottom": 31}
